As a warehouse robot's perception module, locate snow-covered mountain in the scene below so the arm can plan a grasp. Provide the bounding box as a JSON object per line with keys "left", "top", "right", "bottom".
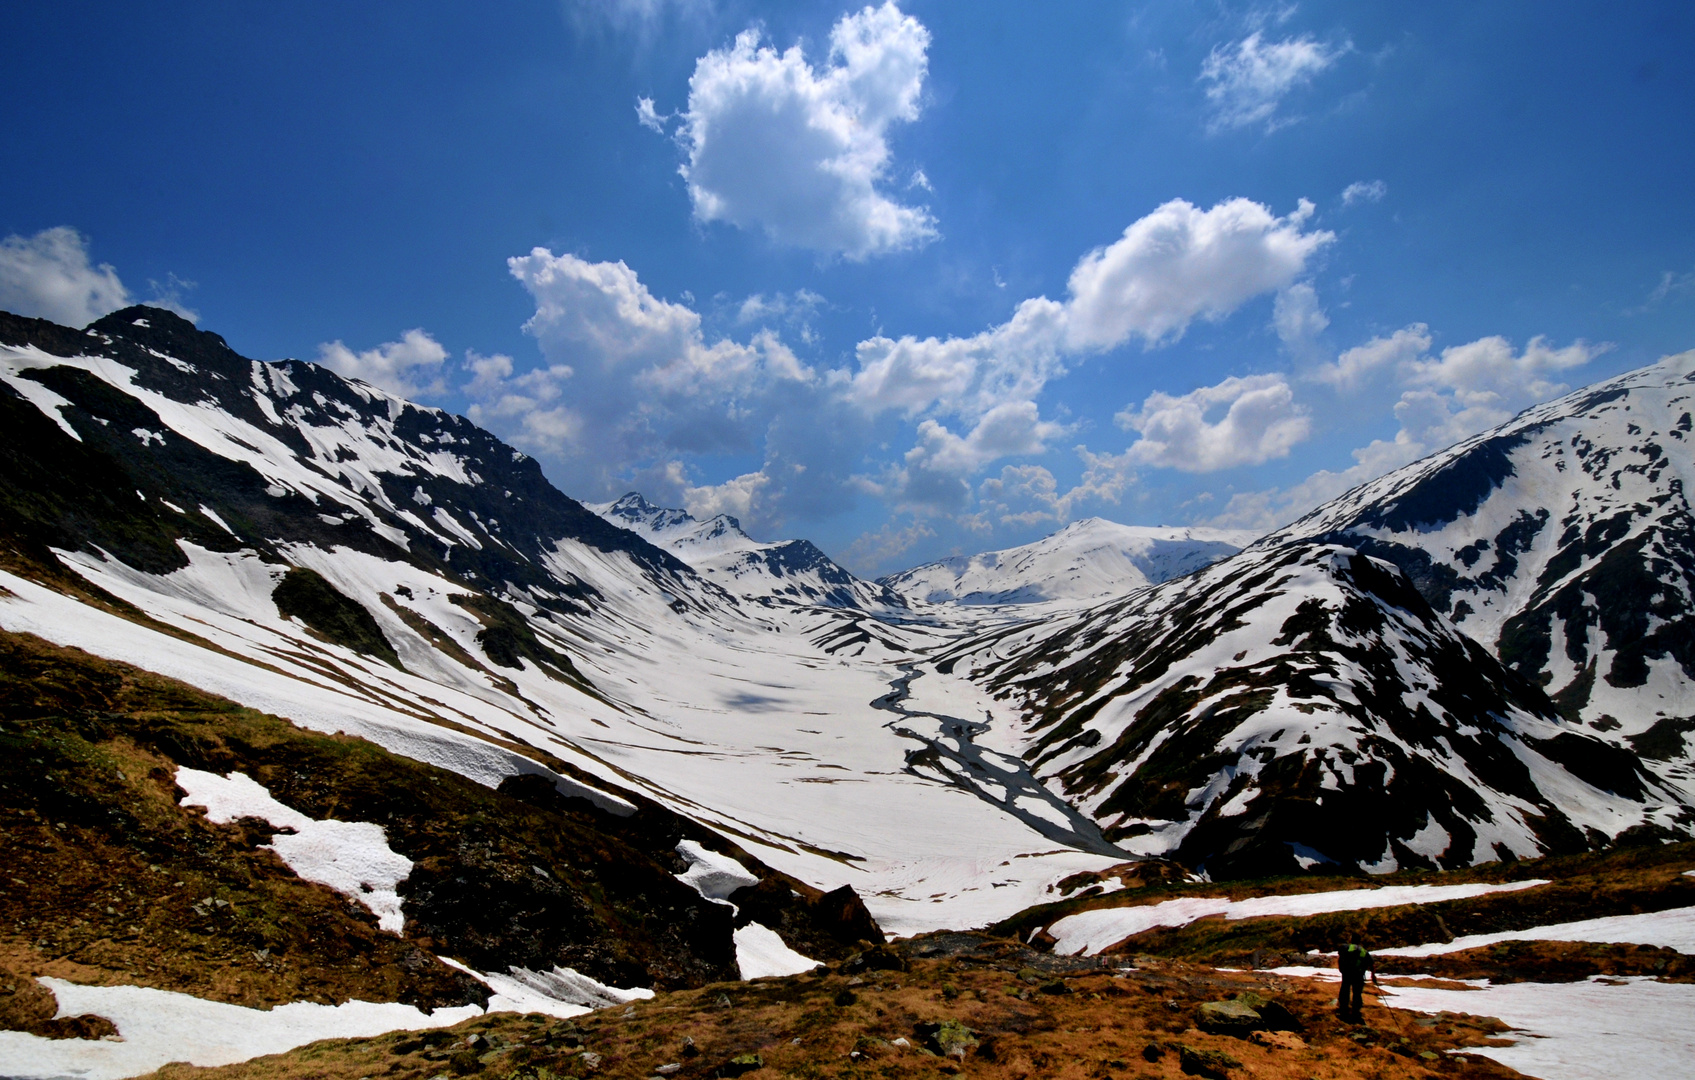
{"left": 881, "top": 518, "right": 1257, "bottom": 606}
{"left": 5, "top": 302, "right": 1691, "bottom": 918}
{"left": 0, "top": 305, "right": 1123, "bottom": 949}
{"left": 920, "top": 539, "right": 1680, "bottom": 878}
{"left": 1260, "top": 352, "right": 1695, "bottom": 805}
{"left": 590, "top": 492, "right": 906, "bottom": 611}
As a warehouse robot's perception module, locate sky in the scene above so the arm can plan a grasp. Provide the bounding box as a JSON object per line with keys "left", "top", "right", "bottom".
{"left": 2, "top": 2, "right": 1693, "bottom": 574}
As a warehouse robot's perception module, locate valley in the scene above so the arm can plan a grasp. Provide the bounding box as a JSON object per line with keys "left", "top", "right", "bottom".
{"left": 2, "top": 306, "right": 1693, "bottom": 1079}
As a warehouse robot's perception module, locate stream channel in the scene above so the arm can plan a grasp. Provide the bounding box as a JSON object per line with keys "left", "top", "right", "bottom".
{"left": 871, "top": 663, "right": 1131, "bottom": 859}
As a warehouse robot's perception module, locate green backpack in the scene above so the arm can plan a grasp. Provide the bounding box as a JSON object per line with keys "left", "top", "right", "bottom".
{"left": 1339, "top": 943, "right": 1370, "bottom": 974}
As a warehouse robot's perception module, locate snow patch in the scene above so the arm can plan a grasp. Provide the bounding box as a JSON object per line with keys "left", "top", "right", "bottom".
{"left": 674, "top": 840, "right": 760, "bottom": 903}
{"left": 0, "top": 979, "right": 482, "bottom": 1080}
{"left": 1047, "top": 879, "right": 1549, "bottom": 956}
{"left": 1381, "top": 904, "right": 1695, "bottom": 957}
{"left": 176, "top": 768, "right": 412, "bottom": 933}
{"left": 734, "top": 923, "right": 819, "bottom": 980}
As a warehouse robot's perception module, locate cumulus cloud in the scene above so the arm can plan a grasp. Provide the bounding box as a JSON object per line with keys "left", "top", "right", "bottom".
{"left": 1342, "top": 179, "right": 1387, "bottom": 206}
{"left": 465, "top": 248, "right": 814, "bottom": 499}
{"left": 1310, "top": 323, "right": 1432, "bottom": 391}
{"left": 317, "top": 329, "right": 450, "bottom": 399}
{"left": 683, "top": 469, "right": 771, "bottom": 521}
{"left": 0, "top": 226, "right": 131, "bottom": 327}
{"left": 1200, "top": 31, "right": 1347, "bottom": 133}
{"left": 976, "top": 446, "right": 1137, "bottom": 527}
{"left": 1117, "top": 373, "right": 1312, "bottom": 472}
{"left": 1063, "top": 198, "right": 1333, "bottom": 350}
{"left": 1211, "top": 332, "right": 1608, "bottom": 531}
{"left": 669, "top": 2, "right": 937, "bottom": 259}
{"left": 842, "top": 517, "right": 936, "bottom": 573}
{"left": 846, "top": 197, "right": 1331, "bottom": 422}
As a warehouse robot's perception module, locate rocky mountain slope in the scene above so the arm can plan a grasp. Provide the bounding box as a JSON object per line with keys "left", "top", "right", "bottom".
{"left": 880, "top": 518, "right": 1255, "bottom": 606}
{"left": 1259, "top": 352, "right": 1695, "bottom": 805}
{"left": 919, "top": 537, "right": 1684, "bottom": 878}
{"left": 591, "top": 493, "right": 906, "bottom": 611}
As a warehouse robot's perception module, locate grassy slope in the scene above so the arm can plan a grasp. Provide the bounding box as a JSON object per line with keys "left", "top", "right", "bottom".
{"left": 125, "top": 937, "right": 1530, "bottom": 1080}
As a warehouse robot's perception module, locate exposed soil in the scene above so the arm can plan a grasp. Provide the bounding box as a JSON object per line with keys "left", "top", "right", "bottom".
{"left": 125, "top": 936, "right": 1531, "bottom": 1080}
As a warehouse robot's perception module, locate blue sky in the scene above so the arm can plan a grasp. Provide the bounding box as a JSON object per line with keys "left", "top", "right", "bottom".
{"left": 3, "top": 2, "right": 1693, "bottom": 573}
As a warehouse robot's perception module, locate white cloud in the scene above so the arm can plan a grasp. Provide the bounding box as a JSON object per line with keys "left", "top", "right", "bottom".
{"left": 845, "top": 197, "right": 1331, "bottom": 426}
{"left": 682, "top": 470, "right": 770, "bottom": 521}
{"left": 1200, "top": 31, "right": 1346, "bottom": 133}
{"left": 468, "top": 248, "right": 814, "bottom": 498}
{"left": 845, "top": 296, "right": 1068, "bottom": 419}
{"left": 317, "top": 329, "right": 449, "bottom": 399}
{"left": 671, "top": 2, "right": 937, "bottom": 259}
{"left": 635, "top": 96, "right": 670, "bottom": 133}
{"left": 905, "top": 401, "right": 1068, "bottom": 477}
{"left": 1273, "top": 281, "right": 1328, "bottom": 360}
{"left": 0, "top": 226, "right": 131, "bottom": 327}
{"left": 977, "top": 446, "right": 1137, "bottom": 527}
{"left": 1117, "top": 373, "right": 1312, "bottom": 472}
{"left": 1211, "top": 332, "right": 1608, "bottom": 531}
{"left": 1063, "top": 198, "right": 1333, "bottom": 350}
{"left": 1310, "top": 323, "right": 1431, "bottom": 390}
{"left": 1341, "top": 179, "right": 1387, "bottom": 206}
{"left": 1409, "top": 334, "right": 1602, "bottom": 408}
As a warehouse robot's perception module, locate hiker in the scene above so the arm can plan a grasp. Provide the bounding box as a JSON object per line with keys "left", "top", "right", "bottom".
{"left": 1336, "top": 939, "right": 1378, "bottom": 1018}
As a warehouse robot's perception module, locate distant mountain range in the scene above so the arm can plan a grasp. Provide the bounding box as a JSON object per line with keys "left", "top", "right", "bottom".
{"left": 589, "top": 492, "right": 906, "bottom": 611}
{"left": 880, "top": 518, "right": 1257, "bottom": 606}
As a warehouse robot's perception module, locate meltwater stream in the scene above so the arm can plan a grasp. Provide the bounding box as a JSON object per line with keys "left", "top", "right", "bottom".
{"left": 871, "top": 664, "right": 1131, "bottom": 859}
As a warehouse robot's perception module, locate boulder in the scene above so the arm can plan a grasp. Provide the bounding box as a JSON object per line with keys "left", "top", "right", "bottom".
{"left": 915, "top": 1019, "right": 979, "bottom": 1060}
{"left": 1196, "top": 999, "right": 1264, "bottom": 1036}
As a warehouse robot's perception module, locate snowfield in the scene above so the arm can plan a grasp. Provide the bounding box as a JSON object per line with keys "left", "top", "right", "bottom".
{"left": 1045, "top": 879, "right": 1550, "bottom": 956}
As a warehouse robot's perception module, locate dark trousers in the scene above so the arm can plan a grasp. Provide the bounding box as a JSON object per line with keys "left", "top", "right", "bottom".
{"left": 1338, "top": 972, "right": 1365, "bottom": 1014}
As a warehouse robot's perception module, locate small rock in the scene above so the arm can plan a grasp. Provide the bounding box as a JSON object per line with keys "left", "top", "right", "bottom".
{"left": 1176, "top": 1044, "right": 1241, "bottom": 1079}
{"left": 713, "top": 993, "right": 733, "bottom": 1009}
{"left": 656, "top": 1064, "right": 682, "bottom": 1075}
{"left": 579, "top": 1050, "right": 603, "bottom": 1071}
{"left": 715, "top": 1052, "right": 764, "bottom": 1078}
{"left": 833, "top": 989, "right": 857, "bottom": 1006}
{"left": 1141, "top": 1043, "right": 1165, "bottom": 1063}
{"left": 891, "top": 1037, "right": 910, "bottom": 1048}
{"left": 681, "top": 1036, "right": 698, "bottom": 1058}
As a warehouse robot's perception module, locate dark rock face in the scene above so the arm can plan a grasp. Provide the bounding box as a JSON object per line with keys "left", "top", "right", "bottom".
{"left": 941, "top": 541, "right": 1669, "bottom": 878}
{"left": 727, "top": 878, "right": 885, "bottom": 961}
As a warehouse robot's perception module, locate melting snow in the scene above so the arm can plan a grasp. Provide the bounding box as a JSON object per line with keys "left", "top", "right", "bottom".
{"left": 1381, "top": 904, "right": 1695, "bottom": 957}
{"left": 176, "top": 768, "right": 412, "bottom": 933}
{"left": 0, "top": 979, "right": 483, "bottom": 1080}
{"left": 733, "top": 923, "right": 819, "bottom": 980}
{"left": 674, "top": 840, "right": 760, "bottom": 904}
{"left": 1047, "top": 879, "right": 1549, "bottom": 956}
{"left": 441, "top": 958, "right": 652, "bottom": 1018}
{"left": 1277, "top": 966, "right": 1695, "bottom": 1080}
